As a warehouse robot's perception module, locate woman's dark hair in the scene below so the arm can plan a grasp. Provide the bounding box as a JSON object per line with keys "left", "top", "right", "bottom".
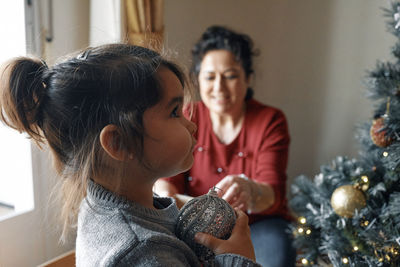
{"left": 190, "top": 25, "right": 258, "bottom": 99}
{"left": 0, "top": 43, "right": 185, "bottom": 240}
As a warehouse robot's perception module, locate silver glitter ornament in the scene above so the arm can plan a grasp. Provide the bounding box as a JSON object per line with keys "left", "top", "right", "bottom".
{"left": 175, "top": 187, "right": 236, "bottom": 263}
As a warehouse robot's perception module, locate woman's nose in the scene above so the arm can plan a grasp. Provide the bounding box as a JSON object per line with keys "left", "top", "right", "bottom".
{"left": 213, "top": 76, "right": 224, "bottom": 92}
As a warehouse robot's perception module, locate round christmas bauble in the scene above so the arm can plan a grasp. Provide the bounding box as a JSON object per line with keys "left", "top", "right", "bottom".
{"left": 370, "top": 117, "right": 393, "bottom": 147}
{"left": 330, "top": 185, "right": 367, "bottom": 218}
{"left": 175, "top": 188, "right": 236, "bottom": 263}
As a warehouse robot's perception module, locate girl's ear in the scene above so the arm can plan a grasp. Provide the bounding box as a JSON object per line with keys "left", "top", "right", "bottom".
{"left": 100, "top": 124, "right": 130, "bottom": 161}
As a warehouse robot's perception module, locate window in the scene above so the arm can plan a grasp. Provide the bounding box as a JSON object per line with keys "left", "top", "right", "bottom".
{"left": 0, "top": 0, "right": 33, "bottom": 219}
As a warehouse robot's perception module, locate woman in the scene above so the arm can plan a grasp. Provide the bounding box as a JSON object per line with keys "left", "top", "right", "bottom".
{"left": 154, "top": 25, "right": 296, "bottom": 267}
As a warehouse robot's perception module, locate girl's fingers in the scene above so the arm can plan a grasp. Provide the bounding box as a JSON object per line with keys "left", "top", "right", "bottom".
{"left": 194, "top": 232, "right": 221, "bottom": 250}
{"left": 232, "top": 209, "right": 250, "bottom": 232}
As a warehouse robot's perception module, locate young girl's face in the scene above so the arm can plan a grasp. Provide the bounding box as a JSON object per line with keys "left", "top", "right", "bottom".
{"left": 141, "top": 67, "right": 197, "bottom": 178}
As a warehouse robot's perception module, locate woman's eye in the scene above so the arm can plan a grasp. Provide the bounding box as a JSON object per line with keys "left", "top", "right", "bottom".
{"left": 204, "top": 76, "right": 214, "bottom": 81}
{"left": 225, "top": 75, "right": 238, "bottom": 80}
{"left": 171, "top": 106, "right": 180, "bottom": 118}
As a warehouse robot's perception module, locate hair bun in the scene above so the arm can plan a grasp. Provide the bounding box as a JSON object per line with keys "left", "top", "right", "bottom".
{"left": 201, "top": 25, "right": 233, "bottom": 41}
{"left": 0, "top": 57, "right": 47, "bottom": 141}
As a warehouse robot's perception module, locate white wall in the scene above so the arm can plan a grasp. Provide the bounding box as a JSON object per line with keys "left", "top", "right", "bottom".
{"left": 164, "top": 0, "right": 396, "bottom": 185}
{"left": 44, "top": 0, "right": 90, "bottom": 63}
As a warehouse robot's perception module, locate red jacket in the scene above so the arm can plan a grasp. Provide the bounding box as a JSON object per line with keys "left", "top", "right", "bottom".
{"left": 163, "top": 99, "right": 291, "bottom": 223}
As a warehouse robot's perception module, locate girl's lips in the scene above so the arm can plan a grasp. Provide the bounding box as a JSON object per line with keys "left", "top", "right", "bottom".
{"left": 191, "top": 140, "right": 197, "bottom": 152}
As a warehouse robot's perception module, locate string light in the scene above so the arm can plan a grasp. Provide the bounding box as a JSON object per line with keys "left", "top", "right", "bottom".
{"left": 361, "top": 220, "right": 369, "bottom": 227}
{"left": 298, "top": 227, "right": 304, "bottom": 234}
{"left": 383, "top": 151, "right": 389, "bottom": 157}
{"left": 306, "top": 229, "right": 312, "bottom": 235}
{"left": 361, "top": 184, "right": 369, "bottom": 191}
{"left": 342, "top": 257, "right": 349, "bottom": 264}
{"left": 301, "top": 258, "right": 309, "bottom": 265}
{"left": 299, "top": 217, "right": 307, "bottom": 224}
{"left": 361, "top": 175, "right": 369, "bottom": 183}
{"left": 353, "top": 246, "right": 359, "bottom": 251}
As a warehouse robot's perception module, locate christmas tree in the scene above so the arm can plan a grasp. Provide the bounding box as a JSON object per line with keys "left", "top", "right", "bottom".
{"left": 290, "top": 3, "right": 400, "bottom": 267}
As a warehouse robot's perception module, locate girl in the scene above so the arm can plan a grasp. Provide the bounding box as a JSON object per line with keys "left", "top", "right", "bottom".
{"left": 0, "top": 44, "right": 260, "bottom": 266}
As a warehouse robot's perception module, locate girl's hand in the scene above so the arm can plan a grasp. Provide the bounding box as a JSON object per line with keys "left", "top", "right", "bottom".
{"left": 215, "top": 174, "right": 254, "bottom": 212}
{"left": 194, "top": 209, "right": 256, "bottom": 261}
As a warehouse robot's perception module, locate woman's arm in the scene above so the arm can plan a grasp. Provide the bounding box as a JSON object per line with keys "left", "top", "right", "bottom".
{"left": 242, "top": 178, "right": 276, "bottom": 213}
{"left": 215, "top": 109, "right": 289, "bottom": 214}
{"left": 252, "top": 109, "right": 290, "bottom": 214}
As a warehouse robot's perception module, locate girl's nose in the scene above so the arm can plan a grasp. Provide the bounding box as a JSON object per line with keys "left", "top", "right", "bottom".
{"left": 186, "top": 118, "right": 197, "bottom": 135}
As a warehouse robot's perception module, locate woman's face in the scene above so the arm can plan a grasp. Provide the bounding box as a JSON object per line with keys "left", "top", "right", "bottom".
{"left": 198, "top": 50, "right": 249, "bottom": 116}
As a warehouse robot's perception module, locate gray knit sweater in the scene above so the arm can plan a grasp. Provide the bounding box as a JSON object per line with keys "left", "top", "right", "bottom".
{"left": 76, "top": 180, "right": 262, "bottom": 266}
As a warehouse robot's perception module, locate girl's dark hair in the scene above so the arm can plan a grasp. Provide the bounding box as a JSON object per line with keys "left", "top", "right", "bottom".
{"left": 0, "top": 44, "right": 186, "bottom": 240}
{"left": 190, "top": 25, "right": 258, "bottom": 99}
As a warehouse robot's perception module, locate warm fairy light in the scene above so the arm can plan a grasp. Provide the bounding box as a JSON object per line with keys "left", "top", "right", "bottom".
{"left": 362, "top": 220, "right": 369, "bottom": 226}
{"left": 385, "top": 254, "right": 391, "bottom": 261}
{"left": 306, "top": 229, "right": 312, "bottom": 235}
{"left": 361, "top": 175, "right": 369, "bottom": 183}
{"left": 379, "top": 258, "right": 383, "bottom": 262}
{"left": 342, "top": 257, "right": 349, "bottom": 264}
{"left": 299, "top": 217, "right": 307, "bottom": 224}
{"left": 301, "top": 258, "right": 309, "bottom": 265}
{"left": 298, "top": 227, "right": 304, "bottom": 234}
{"left": 383, "top": 151, "right": 389, "bottom": 157}
{"left": 353, "top": 246, "right": 359, "bottom": 251}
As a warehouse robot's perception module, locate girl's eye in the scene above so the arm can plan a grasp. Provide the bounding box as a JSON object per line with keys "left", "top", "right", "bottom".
{"left": 203, "top": 76, "right": 215, "bottom": 81}
{"left": 171, "top": 106, "right": 180, "bottom": 118}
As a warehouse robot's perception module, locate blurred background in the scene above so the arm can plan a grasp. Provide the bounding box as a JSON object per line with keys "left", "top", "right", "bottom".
{"left": 0, "top": 0, "right": 395, "bottom": 266}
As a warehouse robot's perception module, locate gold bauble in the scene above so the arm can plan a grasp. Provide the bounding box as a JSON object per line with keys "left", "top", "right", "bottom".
{"left": 331, "top": 185, "right": 367, "bottom": 218}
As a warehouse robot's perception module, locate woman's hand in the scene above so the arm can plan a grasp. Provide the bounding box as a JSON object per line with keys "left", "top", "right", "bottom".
{"left": 173, "top": 194, "right": 193, "bottom": 209}
{"left": 153, "top": 179, "right": 192, "bottom": 209}
{"left": 215, "top": 174, "right": 254, "bottom": 212}
{"left": 194, "top": 209, "right": 256, "bottom": 261}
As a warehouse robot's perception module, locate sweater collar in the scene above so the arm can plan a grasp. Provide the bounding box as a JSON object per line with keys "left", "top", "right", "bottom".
{"left": 86, "top": 179, "right": 179, "bottom": 225}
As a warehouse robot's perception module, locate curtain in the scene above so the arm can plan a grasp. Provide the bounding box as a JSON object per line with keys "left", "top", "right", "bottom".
{"left": 124, "top": 0, "right": 164, "bottom": 51}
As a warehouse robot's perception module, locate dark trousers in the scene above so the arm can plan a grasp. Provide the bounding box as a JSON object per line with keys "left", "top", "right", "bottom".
{"left": 250, "top": 217, "right": 296, "bottom": 267}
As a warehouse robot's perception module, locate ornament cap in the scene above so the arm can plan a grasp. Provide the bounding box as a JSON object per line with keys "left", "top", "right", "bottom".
{"left": 208, "top": 186, "right": 221, "bottom": 197}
